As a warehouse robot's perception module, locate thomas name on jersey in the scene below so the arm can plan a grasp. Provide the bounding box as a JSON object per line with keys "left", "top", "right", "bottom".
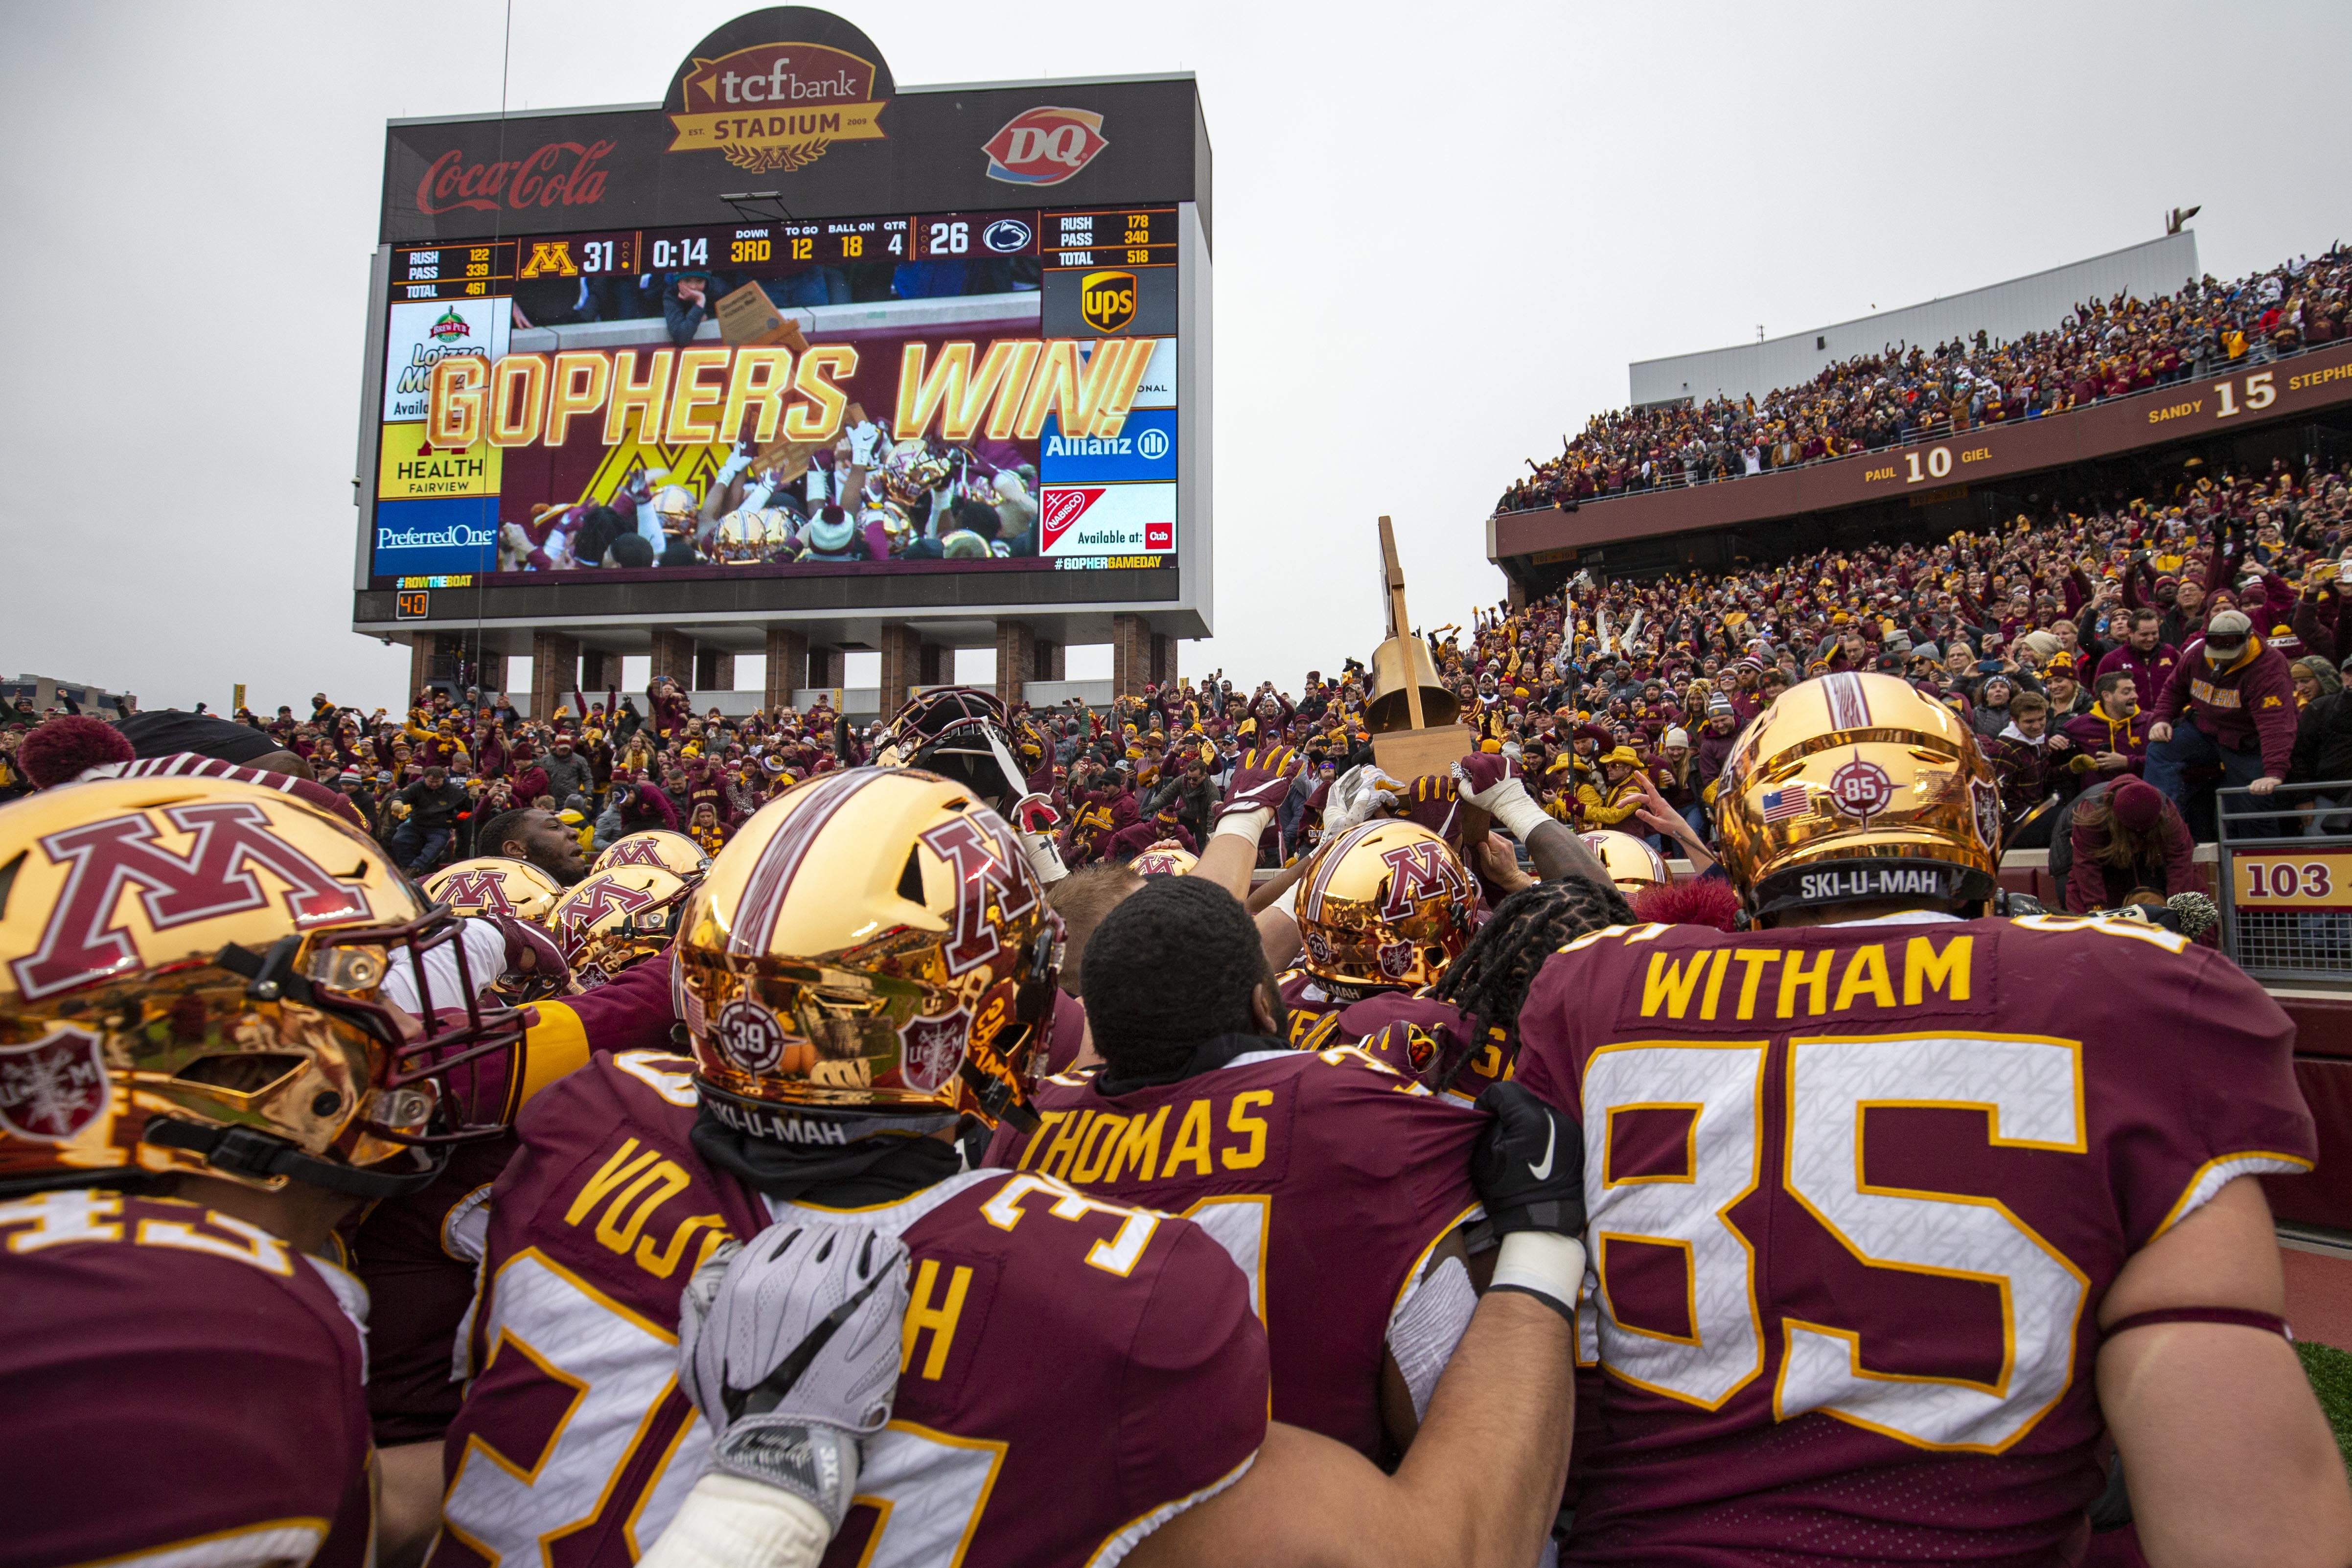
{"left": 1008, "top": 1080, "right": 1274, "bottom": 1187}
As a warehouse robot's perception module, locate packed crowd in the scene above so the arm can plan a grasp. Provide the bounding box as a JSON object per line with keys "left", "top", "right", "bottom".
{"left": 1498, "top": 245, "right": 2352, "bottom": 511}
{"left": 7, "top": 481, "right": 2352, "bottom": 1566}
{"left": 13, "top": 451, "right": 2352, "bottom": 921}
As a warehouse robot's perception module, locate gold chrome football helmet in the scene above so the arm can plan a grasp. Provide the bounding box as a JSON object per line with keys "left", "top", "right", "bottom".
{"left": 422, "top": 857, "right": 566, "bottom": 924}
{"left": 674, "top": 768, "right": 1061, "bottom": 1141}
{"left": 1715, "top": 670, "right": 2001, "bottom": 919}
{"left": 651, "top": 484, "right": 698, "bottom": 537}
{"left": 591, "top": 829, "right": 713, "bottom": 882}
{"left": 880, "top": 440, "right": 951, "bottom": 509}
{"left": 0, "top": 776, "right": 525, "bottom": 1198}
{"left": 1294, "top": 819, "right": 1476, "bottom": 995}
{"left": 1129, "top": 847, "right": 1197, "bottom": 876}
{"left": 548, "top": 865, "right": 691, "bottom": 986}
{"left": 1579, "top": 830, "right": 1669, "bottom": 897}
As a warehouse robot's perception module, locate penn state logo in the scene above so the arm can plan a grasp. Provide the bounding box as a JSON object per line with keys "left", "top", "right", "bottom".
{"left": 899, "top": 1009, "right": 970, "bottom": 1095}
{"left": 1826, "top": 755, "right": 1896, "bottom": 826}
{"left": 714, "top": 998, "right": 787, "bottom": 1074}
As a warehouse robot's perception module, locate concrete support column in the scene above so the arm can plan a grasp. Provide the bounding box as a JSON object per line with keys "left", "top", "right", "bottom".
{"left": 806, "top": 644, "right": 841, "bottom": 691}
{"left": 529, "top": 632, "right": 578, "bottom": 723}
{"left": 1110, "top": 614, "right": 1152, "bottom": 699}
{"left": 648, "top": 629, "right": 694, "bottom": 687}
{"left": 916, "top": 642, "right": 945, "bottom": 687}
{"left": 764, "top": 628, "right": 807, "bottom": 709}
{"left": 1041, "top": 640, "right": 1065, "bottom": 681}
{"left": 407, "top": 639, "right": 434, "bottom": 702}
{"left": 476, "top": 649, "right": 508, "bottom": 702}
{"left": 1149, "top": 633, "right": 1176, "bottom": 688}
{"left": 694, "top": 647, "right": 735, "bottom": 692}
{"left": 995, "top": 621, "right": 1036, "bottom": 707}
{"left": 878, "top": 623, "right": 923, "bottom": 717}
{"left": 1507, "top": 577, "right": 1528, "bottom": 613}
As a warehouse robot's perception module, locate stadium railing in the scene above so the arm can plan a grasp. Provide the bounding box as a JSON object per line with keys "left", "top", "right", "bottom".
{"left": 2216, "top": 782, "right": 2352, "bottom": 984}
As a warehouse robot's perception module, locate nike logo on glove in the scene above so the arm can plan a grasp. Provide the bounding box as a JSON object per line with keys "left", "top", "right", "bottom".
{"left": 1529, "top": 1119, "right": 1555, "bottom": 1181}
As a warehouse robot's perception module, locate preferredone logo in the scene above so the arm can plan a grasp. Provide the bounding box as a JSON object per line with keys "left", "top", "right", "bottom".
{"left": 378, "top": 524, "right": 496, "bottom": 549}
{"left": 1080, "top": 270, "right": 1137, "bottom": 334}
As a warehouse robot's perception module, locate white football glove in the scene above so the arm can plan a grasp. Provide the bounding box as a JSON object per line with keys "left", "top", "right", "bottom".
{"left": 1324, "top": 762, "right": 1407, "bottom": 836}
{"left": 676, "top": 1220, "right": 910, "bottom": 1532}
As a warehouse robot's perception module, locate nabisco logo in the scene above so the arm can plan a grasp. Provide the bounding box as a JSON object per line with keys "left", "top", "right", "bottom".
{"left": 984, "top": 107, "right": 1109, "bottom": 186}
{"left": 1039, "top": 486, "right": 1104, "bottom": 552}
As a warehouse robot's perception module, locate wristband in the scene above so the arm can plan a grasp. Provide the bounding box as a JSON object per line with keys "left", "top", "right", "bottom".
{"left": 715, "top": 451, "right": 753, "bottom": 485}
{"left": 1211, "top": 805, "right": 1272, "bottom": 846}
{"left": 1020, "top": 830, "right": 1068, "bottom": 886}
{"left": 1482, "top": 779, "right": 1552, "bottom": 844}
{"left": 637, "top": 1473, "right": 835, "bottom": 1568}
{"left": 1487, "top": 1231, "right": 1586, "bottom": 1323}
{"left": 712, "top": 1424, "right": 861, "bottom": 1534}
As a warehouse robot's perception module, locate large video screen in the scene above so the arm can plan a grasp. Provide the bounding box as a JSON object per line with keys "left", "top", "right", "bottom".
{"left": 370, "top": 203, "right": 1178, "bottom": 584}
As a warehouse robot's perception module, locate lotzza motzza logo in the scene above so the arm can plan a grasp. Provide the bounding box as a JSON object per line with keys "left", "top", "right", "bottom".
{"left": 1080, "top": 271, "right": 1136, "bottom": 334}
{"left": 1040, "top": 487, "right": 1105, "bottom": 551}
{"left": 984, "top": 106, "right": 1108, "bottom": 186}
{"left": 668, "top": 43, "right": 887, "bottom": 173}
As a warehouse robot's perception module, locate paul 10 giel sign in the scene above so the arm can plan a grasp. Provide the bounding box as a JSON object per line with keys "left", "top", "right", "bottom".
{"left": 361, "top": 3, "right": 1210, "bottom": 621}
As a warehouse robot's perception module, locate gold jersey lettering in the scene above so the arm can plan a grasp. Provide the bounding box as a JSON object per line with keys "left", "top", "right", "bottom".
{"left": 901, "top": 1258, "right": 974, "bottom": 1380}
{"left": 1163, "top": 1098, "right": 1215, "bottom": 1177}
{"left": 1904, "top": 935, "right": 1974, "bottom": 1004}
{"left": 1222, "top": 1090, "right": 1272, "bottom": 1170}
{"left": 1832, "top": 945, "right": 1896, "bottom": 1012}
{"left": 1777, "top": 948, "right": 1834, "bottom": 1019}
{"left": 1642, "top": 951, "right": 1712, "bottom": 1019}
{"left": 1731, "top": 949, "right": 1782, "bottom": 1020}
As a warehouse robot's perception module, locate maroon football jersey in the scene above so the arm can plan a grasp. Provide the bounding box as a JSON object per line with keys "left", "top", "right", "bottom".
{"left": 986, "top": 1046, "right": 1485, "bottom": 1457}
{"left": 1510, "top": 914, "right": 2316, "bottom": 1565}
{"left": 352, "top": 954, "right": 676, "bottom": 1447}
{"left": 433, "top": 1049, "right": 1266, "bottom": 1568}
{"left": 0, "top": 1189, "right": 374, "bottom": 1568}
{"left": 1276, "top": 967, "right": 1405, "bottom": 1049}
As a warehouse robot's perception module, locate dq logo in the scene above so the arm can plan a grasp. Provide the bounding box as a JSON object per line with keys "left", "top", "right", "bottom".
{"left": 983, "top": 106, "right": 1109, "bottom": 186}
{"left": 520, "top": 241, "right": 578, "bottom": 278}
{"left": 1079, "top": 270, "right": 1137, "bottom": 334}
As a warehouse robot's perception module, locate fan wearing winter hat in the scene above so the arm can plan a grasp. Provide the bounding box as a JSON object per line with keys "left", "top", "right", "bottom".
{"left": 2145, "top": 607, "right": 2299, "bottom": 811}
{"left": 2067, "top": 777, "right": 2196, "bottom": 913}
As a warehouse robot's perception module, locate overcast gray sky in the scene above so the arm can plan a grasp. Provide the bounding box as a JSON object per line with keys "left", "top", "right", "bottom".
{"left": 8, "top": 1, "right": 2352, "bottom": 713}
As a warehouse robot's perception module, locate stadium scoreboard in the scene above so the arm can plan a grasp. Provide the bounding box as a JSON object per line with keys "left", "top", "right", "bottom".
{"left": 388, "top": 208, "right": 1177, "bottom": 301}
{"left": 354, "top": 3, "right": 1211, "bottom": 647}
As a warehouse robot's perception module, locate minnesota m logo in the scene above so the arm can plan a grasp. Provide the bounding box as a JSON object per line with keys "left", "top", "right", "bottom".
{"left": 15, "top": 804, "right": 368, "bottom": 1001}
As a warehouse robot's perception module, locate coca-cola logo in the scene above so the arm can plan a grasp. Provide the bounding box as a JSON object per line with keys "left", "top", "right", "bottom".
{"left": 415, "top": 140, "right": 616, "bottom": 216}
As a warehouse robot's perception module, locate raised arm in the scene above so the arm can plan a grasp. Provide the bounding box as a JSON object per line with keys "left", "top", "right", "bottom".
{"left": 2097, "top": 1177, "right": 2352, "bottom": 1566}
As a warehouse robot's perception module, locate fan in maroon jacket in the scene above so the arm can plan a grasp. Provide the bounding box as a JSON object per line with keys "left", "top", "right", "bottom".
{"left": 1509, "top": 914, "right": 2323, "bottom": 1563}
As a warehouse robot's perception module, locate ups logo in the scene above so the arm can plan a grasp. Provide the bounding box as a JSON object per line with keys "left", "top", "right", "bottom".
{"left": 1079, "top": 270, "right": 1136, "bottom": 334}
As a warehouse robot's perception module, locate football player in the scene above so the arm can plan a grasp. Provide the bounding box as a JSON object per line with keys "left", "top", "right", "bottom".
{"left": 473, "top": 802, "right": 592, "bottom": 886}
{"left": 0, "top": 774, "right": 528, "bottom": 1568}
{"left": 1509, "top": 671, "right": 2352, "bottom": 1562}
{"left": 430, "top": 766, "right": 1591, "bottom": 1568}
{"left": 985, "top": 874, "right": 1489, "bottom": 1461}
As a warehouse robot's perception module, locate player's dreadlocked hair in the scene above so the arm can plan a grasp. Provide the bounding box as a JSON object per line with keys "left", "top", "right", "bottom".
{"left": 1430, "top": 876, "right": 1634, "bottom": 1094}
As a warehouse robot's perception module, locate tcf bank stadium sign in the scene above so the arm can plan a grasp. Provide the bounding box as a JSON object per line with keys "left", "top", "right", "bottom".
{"left": 379, "top": 6, "right": 1207, "bottom": 246}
